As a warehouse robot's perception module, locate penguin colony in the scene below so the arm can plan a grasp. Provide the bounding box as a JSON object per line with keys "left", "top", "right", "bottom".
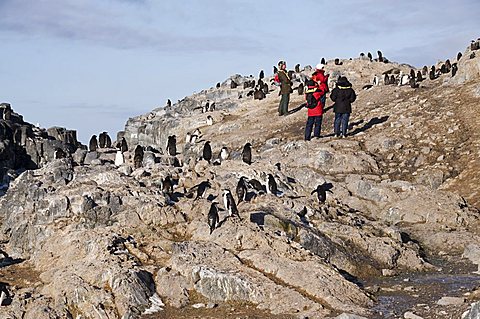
{"left": 82, "top": 39, "right": 479, "bottom": 235}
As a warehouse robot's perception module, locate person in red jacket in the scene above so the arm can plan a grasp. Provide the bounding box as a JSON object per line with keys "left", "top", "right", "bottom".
{"left": 304, "top": 76, "right": 326, "bottom": 141}
{"left": 312, "top": 64, "right": 329, "bottom": 106}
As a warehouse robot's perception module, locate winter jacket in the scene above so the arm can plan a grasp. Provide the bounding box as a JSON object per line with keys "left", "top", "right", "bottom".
{"left": 278, "top": 69, "right": 293, "bottom": 95}
{"left": 330, "top": 77, "right": 356, "bottom": 114}
{"left": 305, "top": 80, "right": 326, "bottom": 117}
{"left": 312, "top": 69, "right": 329, "bottom": 93}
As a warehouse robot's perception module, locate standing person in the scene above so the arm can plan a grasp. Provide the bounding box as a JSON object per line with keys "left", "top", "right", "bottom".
{"left": 304, "top": 76, "right": 326, "bottom": 141}
{"left": 312, "top": 64, "right": 329, "bottom": 107}
{"left": 277, "top": 60, "right": 292, "bottom": 116}
{"left": 330, "top": 76, "right": 356, "bottom": 138}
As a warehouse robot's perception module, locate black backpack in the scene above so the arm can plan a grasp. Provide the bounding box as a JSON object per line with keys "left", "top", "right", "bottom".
{"left": 305, "top": 79, "right": 318, "bottom": 109}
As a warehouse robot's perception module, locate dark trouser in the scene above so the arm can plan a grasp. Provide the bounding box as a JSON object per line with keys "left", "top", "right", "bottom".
{"left": 305, "top": 115, "right": 323, "bottom": 140}
{"left": 278, "top": 93, "right": 290, "bottom": 115}
{"left": 334, "top": 112, "right": 350, "bottom": 136}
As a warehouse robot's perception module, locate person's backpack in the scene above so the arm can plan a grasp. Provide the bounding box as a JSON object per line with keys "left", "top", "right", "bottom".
{"left": 304, "top": 79, "right": 319, "bottom": 109}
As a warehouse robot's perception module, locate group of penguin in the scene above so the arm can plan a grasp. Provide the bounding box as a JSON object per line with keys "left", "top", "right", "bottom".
{"left": 89, "top": 132, "right": 112, "bottom": 152}
{"left": 365, "top": 48, "right": 474, "bottom": 91}
{"left": 229, "top": 70, "right": 270, "bottom": 101}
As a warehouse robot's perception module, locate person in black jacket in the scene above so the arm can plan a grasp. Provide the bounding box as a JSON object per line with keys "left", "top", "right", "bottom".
{"left": 330, "top": 76, "right": 356, "bottom": 138}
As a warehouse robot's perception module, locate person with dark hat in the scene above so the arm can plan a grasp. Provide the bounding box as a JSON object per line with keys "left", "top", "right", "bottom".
{"left": 277, "top": 60, "right": 292, "bottom": 116}
{"left": 330, "top": 76, "right": 356, "bottom": 138}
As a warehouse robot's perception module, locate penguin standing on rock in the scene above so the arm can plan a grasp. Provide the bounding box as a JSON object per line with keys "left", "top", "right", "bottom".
{"left": 167, "top": 99, "right": 172, "bottom": 107}
{"left": 236, "top": 177, "right": 248, "bottom": 202}
{"left": 223, "top": 189, "right": 240, "bottom": 218}
{"left": 185, "top": 132, "right": 192, "bottom": 144}
{"left": 161, "top": 176, "right": 174, "bottom": 196}
{"left": 89, "top": 135, "right": 98, "bottom": 152}
{"left": 321, "top": 58, "right": 326, "bottom": 65}
{"left": 115, "top": 150, "right": 124, "bottom": 166}
{"left": 295, "top": 64, "right": 301, "bottom": 73}
{"left": 219, "top": 147, "right": 229, "bottom": 161}
{"left": 311, "top": 184, "right": 331, "bottom": 203}
{"left": 452, "top": 63, "right": 458, "bottom": 77}
{"left": 99, "top": 132, "right": 107, "bottom": 148}
{"left": 54, "top": 148, "right": 66, "bottom": 159}
{"left": 259, "top": 70, "right": 264, "bottom": 79}
{"left": 416, "top": 71, "right": 423, "bottom": 82}
{"left": 208, "top": 202, "right": 219, "bottom": 235}
{"left": 297, "top": 83, "right": 304, "bottom": 95}
{"left": 203, "top": 141, "right": 212, "bottom": 163}
{"left": 242, "top": 143, "right": 252, "bottom": 165}
{"left": 117, "top": 137, "right": 128, "bottom": 153}
{"left": 206, "top": 115, "right": 214, "bottom": 126}
{"left": 266, "top": 174, "right": 278, "bottom": 196}
{"left": 133, "top": 145, "right": 144, "bottom": 169}
{"left": 384, "top": 74, "right": 390, "bottom": 85}
{"left": 457, "top": 52, "right": 463, "bottom": 61}
{"left": 166, "top": 135, "right": 177, "bottom": 156}
{"left": 195, "top": 181, "right": 211, "bottom": 200}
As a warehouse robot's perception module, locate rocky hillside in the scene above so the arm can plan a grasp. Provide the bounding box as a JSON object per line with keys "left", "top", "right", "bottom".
{"left": 0, "top": 103, "right": 82, "bottom": 195}
{"left": 0, "top": 40, "right": 480, "bottom": 319}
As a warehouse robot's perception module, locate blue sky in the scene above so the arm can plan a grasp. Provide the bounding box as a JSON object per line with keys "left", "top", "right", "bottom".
{"left": 1, "top": 0, "right": 479, "bottom": 143}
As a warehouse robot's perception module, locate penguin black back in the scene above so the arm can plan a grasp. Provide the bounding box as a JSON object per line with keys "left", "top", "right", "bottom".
{"left": 259, "top": 70, "right": 264, "bottom": 79}
{"left": 236, "top": 177, "right": 247, "bottom": 202}
{"left": 89, "top": 135, "right": 98, "bottom": 152}
{"left": 267, "top": 174, "right": 278, "bottom": 195}
{"left": 167, "top": 135, "right": 177, "bottom": 156}
{"left": 312, "top": 184, "right": 327, "bottom": 203}
{"left": 295, "top": 64, "right": 300, "bottom": 73}
{"left": 203, "top": 141, "right": 212, "bottom": 163}
{"left": 208, "top": 203, "right": 219, "bottom": 235}
{"left": 242, "top": 143, "right": 252, "bottom": 165}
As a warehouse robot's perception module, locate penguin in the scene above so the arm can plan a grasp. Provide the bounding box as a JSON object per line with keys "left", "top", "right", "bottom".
{"left": 429, "top": 67, "right": 436, "bottom": 80}
{"left": 120, "top": 137, "right": 128, "bottom": 153}
{"left": 223, "top": 189, "right": 240, "bottom": 218}
{"left": 242, "top": 142, "right": 252, "bottom": 165}
{"left": 161, "top": 176, "right": 174, "bottom": 196}
{"left": 202, "top": 102, "right": 208, "bottom": 113}
{"left": 166, "top": 135, "right": 177, "bottom": 156}
{"left": 372, "top": 75, "right": 379, "bottom": 86}
{"left": 384, "top": 74, "right": 390, "bottom": 85}
{"left": 422, "top": 66, "right": 428, "bottom": 76}
{"left": 243, "top": 82, "right": 250, "bottom": 89}
{"left": 470, "top": 52, "right": 476, "bottom": 59}
{"left": 257, "top": 78, "right": 264, "bottom": 88}
{"left": 390, "top": 74, "right": 395, "bottom": 85}
{"left": 445, "top": 59, "right": 452, "bottom": 72}
{"left": 362, "top": 84, "right": 373, "bottom": 91}
{"left": 185, "top": 132, "right": 192, "bottom": 144}
{"left": 99, "top": 132, "right": 107, "bottom": 148}
{"left": 274, "top": 162, "right": 281, "bottom": 171}
{"left": 105, "top": 134, "right": 112, "bottom": 148}
{"left": 266, "top": 174, "right": 278, "bottom": 196}
{"left": 236, "top": 177, "right": 247, "bottom": 202}
{"left": 273, "top": 66, "right": 278, "bottom": 74}
{"left": 193, "top": 128, "right": 201, "bottom": 137}
{"left": 311, "top": 184, "right": 327, "bottom": 203}
{"left": 208, "top": 202, "right": 219, "bottom": 235}
{"left": 360, "top": 52, "right": 365, "bottom": 58}
{"left": 253, "top": 89, "right": 265, "bottom": 100}
{"left": 216, "top": 82, "right": 221, "bottom": 89}
{"left": 259, "top": 70, "right": 264, "bottom": 79}
{"left": 377, "top": 50, "right": 384, "bottom": 62}
{"left": 167, "top": 99, "right": 172, "bottom": 107}
{"left": 409, "top": 77, "right": 418, "bottom": 89}
{"left": 219, "top": 147, "right": 229, "bottom": 161}
{"left": 416, "top": 71, "right": 423, "bottom": 82}
{"left": 297, "top": 206, "right": 308, "bottom": 220}
{"left": 89, "top": 135, "right": 98, "bottom": 152}
{"left": 54, "top": 148, "right": 66, "bottom": 159}
{"left": 320, "top": 58, "right": 326, "bottom": 65}
{"left": 190, "top": 134, "right": 198, "bottom": 144}
{"left": 457, "top": 52, "right": 463, "bottom": 61}
{"left": 288, "top": 70, "right": 295, "bottom": 79}
{"left": 410, "top": 69, "right": 415, "bottom": 79}
{"left": 206, "top": 115, "right": 213, "bottom": 126}
{"left": 297, "top": 83, "right": 304, "bottom": 95}
{"left": 231, "top": 80, "right": 238, "bottom": 89}
{"left": 262, "top": 83, "right": 269, "bottom": 95}
{"left": 208, "top": 102, "right": 216, "bottom": 112}
{"left": 334, "top": 58, "right": 340, "bottom": 65}
{"left": 250, "top": 80, "right": 256, "bottom": 88}
{"left": 367, "top": 52, "right": 373, "bottom": 61}
{"left": 133, "top": 145, "right": 144, "bottom": 169}
{"left": 295, "top": 64, "right": 301, "bottom": 73}
{"left": 452, "top": 63, "right": 458, "bottom": 77}
{"left": 202, "top": 141, "right": 212, "bottom": 163}
{"left": 246, "top": 90, "right": 254, "bottom": 97}
{"left": 195, "top": 180, "right": 211, "bottom": 200}
{"left": 440, "top": 64, "right": 447, "bottom": 74}
{"left": 115, "top": 150, "right": 124, "bottom": 166}
{"left": 248, "top": 179, "right": 266, "bottom": 193}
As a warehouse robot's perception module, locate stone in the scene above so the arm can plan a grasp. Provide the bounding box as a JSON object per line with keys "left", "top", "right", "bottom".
{"left": 436, "top": 296, "right": 465, "bottom": 305}
{"left": 404, "top": 311, "right": 424, "bottom": 319}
